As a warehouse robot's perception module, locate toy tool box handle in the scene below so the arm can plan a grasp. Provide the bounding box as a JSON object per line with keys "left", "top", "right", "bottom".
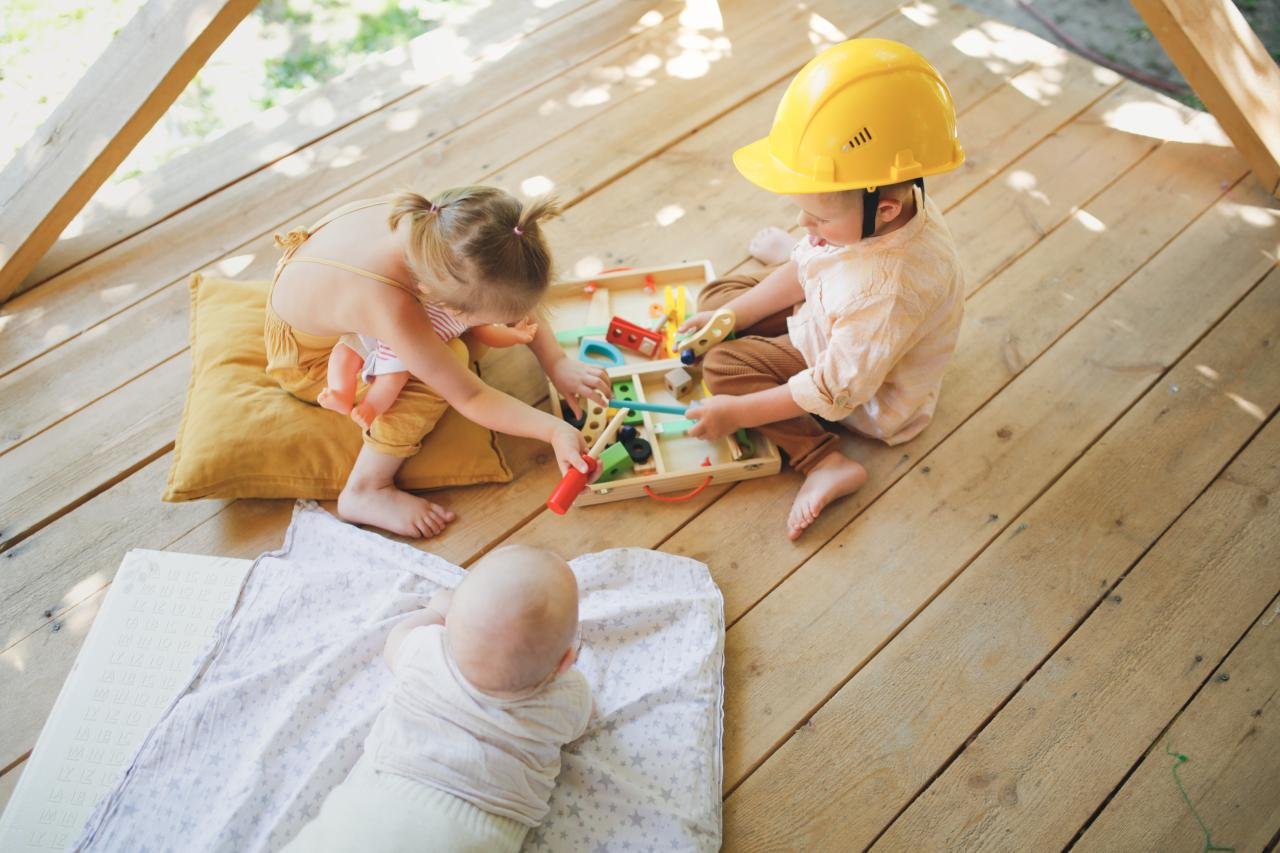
{"left": 643, "top": 476, "right": 713, "bottom": 503}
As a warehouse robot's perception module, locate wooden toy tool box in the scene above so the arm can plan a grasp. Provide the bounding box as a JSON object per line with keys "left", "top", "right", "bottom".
{"left": 545, "top": 262, "right": 781, "bottom": 506}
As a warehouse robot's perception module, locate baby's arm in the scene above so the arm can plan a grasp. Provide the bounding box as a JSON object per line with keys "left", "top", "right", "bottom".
{"left": 364, "top": 295, "right": 589, "bottom": 474}
{"left": 383, "top": 588, "right": 453, "bottom": 672}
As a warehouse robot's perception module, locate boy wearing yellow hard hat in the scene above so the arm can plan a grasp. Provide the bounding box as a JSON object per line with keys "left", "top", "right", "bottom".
{"left": 683, "top": 39, "right": 966, "bottom": 540}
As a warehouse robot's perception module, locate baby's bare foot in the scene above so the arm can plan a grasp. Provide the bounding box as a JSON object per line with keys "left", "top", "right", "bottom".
{"left": 748, "top": 226, "right": 798, "bottom": 265}
{"left": 350, "top": 401, "right": 380, "bottom": 432}
{"left": 787, "top": 452, "right": 867, "bottom": 540}
{"left": 337, "top": 483, "right": 456, "bottom": 538}
{"left": 318, "top": 386, "right": 353, "bottom": 415}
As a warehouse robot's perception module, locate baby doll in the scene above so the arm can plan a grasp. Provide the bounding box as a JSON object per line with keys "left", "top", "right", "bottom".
{"left": 318, "top": 316, "right": 539, "bottom": 431}
{"left": 282, "top": 544, "right": 591, "bottom": 853}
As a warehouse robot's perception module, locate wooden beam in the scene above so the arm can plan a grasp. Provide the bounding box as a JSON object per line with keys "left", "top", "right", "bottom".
{"left": 10, "top": 0, "right": 596, "bottom": 299}
{"left": 0, "top": 0, "right": 257, "bottom": 304}
{"left": 1131, "top": 0, "right": 1280, "bottom": 197}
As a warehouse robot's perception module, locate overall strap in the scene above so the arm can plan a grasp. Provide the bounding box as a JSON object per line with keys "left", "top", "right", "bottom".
{"left": 272, "top": 196, "right": 417, "bottom": 295}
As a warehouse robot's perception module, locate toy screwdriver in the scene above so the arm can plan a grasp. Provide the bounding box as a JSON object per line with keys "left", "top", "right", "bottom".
{"left": 546, "top": 408, "right": 630, "bottom": 515}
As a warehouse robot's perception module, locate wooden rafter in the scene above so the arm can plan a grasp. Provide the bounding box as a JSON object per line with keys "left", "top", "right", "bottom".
{"left": 1131, "top": 0, "right": 1280, "bottom": 197}
{"left": 0, "top": 0, "right": 257, "bottom": 304}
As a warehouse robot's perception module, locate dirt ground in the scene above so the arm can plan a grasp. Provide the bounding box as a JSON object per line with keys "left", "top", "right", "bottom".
{"left": 953, "top": 0, "right": 1280, "bottom": 108}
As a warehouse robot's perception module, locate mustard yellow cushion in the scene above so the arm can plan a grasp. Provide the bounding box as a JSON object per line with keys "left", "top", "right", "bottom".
{"left": 164, "top": 274, "right": 512, "bottom": 501}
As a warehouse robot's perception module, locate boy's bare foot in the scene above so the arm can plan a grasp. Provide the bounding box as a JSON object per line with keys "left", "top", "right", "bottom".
{"left": 318, "top": 386, "right": 353, "bottom": 415}
{"left": 350, "top": 401, "right": 380, "bottom": 432}
{"left": 338, "top": 482, "right": 457, "bottom": 538}
{"left": 748, "top": 226, "right": 798, "bottom": 265}
{"left": 787, "top": 452, "right": 867, "bottom": 540}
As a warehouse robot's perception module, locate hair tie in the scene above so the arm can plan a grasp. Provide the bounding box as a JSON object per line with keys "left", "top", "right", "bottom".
{"left": 513, "top": 226, "right": 524, "bottom": 236}
{"left": 428, "top": 203, "right": 439, "bottom": 213}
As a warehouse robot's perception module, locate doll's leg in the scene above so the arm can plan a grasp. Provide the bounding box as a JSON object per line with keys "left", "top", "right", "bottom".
{"left": 318, "top": 343, "right": 364, "bottom": 415}
{"left": 350, "top": 371, "right": 411, "bottom": 431}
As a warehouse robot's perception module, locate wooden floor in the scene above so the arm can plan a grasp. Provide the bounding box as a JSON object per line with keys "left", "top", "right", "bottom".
{"left": 3, "top": 1, "right": 1279, "bottom": 849}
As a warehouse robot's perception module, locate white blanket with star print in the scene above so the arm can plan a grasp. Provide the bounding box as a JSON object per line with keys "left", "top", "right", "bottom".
{"left": 73, "top": 502, "right": 724, "bottom": 852}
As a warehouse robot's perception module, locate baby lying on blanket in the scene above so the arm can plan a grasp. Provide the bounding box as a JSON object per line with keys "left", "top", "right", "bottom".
{"left": 283, "top": 544, "right": 592, "bottom": 853}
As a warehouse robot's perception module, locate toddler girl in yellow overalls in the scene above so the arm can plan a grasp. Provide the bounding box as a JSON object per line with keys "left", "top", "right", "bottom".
{"left": 266, "top": 186, "right": 610, "bottom": 538}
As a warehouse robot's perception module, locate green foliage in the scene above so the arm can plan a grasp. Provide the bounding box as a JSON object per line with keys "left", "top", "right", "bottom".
{"left": 255, "top": 0, "right": 436, "bottom": 109}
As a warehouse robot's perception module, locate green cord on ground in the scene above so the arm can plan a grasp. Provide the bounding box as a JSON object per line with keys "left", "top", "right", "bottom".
{"left": 1165, "top": 743, "right": 1233, "bottom": 853}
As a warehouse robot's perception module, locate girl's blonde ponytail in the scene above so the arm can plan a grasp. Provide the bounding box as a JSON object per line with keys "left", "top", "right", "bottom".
{"left": 392, "top": 186, "right": 561, "bottom": 320}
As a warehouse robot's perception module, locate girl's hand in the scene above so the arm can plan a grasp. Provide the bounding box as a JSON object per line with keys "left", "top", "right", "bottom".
{"left": 678, "top": 310, "right": 714, "bottom": 335}
{"left": 687, "top": 395, "right": 741, "bottom": 442}
{"left": 549, "top": 358, "right": 611, "bottom": 419}
{"left": 550, "top": 421, "right": 591, "bottom": 475}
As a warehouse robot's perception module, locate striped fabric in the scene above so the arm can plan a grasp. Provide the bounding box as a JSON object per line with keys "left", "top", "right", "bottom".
{"left": 424, "top": 302, "right": 469, "bottom": 343}
{"left": 374, "top": 302, "right": 470, "bottom": 368}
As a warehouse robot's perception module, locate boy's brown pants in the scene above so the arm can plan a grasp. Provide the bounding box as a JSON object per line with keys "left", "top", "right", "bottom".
{"left": 699, "top": 271, "right": 839, "bottom": 474}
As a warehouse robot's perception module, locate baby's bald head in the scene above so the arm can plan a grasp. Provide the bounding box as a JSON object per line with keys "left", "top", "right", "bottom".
{"left": 446, "top": 544, "right": 580, "bottom": 695}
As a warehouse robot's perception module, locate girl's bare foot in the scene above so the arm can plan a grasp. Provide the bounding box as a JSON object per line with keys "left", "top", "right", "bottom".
{"left": 337, "top": 482, "right": 456, "bottom": 538}
{"left": 787, "top": 452, "right": 867, "bottom": 540}
{"left": 318, "top": 386, "right": 353, "bottom": 415}
{"left": 748, "top": 226, "right": 798, "bottom": 265}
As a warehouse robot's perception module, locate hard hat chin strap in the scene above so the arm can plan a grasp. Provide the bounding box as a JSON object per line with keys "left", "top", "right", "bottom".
{"left": 861, "top": 177, "right": 926, "bottom": 239}
{"left": 861, "top": 187, "right": 880, "bottom": 239}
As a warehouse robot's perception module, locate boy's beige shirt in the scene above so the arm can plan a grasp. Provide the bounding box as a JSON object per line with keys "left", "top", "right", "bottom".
{"left": 786, "top": 185, "right": 964, "bottom": 445}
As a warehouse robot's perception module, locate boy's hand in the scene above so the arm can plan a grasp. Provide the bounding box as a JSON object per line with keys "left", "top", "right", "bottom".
{"left": 687, "top": 395, "right": 741, "bottom": 442}
{"left": 549, "top": 358, "right": 611, "bottom": 418}
{"left": 678, "top": 310, "right": 714, "bottom": 335}
{"left": 550, "top": 421, "right": 591, "bottom": 475}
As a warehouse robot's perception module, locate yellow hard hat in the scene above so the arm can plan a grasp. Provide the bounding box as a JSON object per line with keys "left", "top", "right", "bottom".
{"left": 733, "top": 38, "right": 964, "bottom": 194}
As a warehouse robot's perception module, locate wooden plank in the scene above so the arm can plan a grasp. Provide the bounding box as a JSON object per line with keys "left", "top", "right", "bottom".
{"left": 1, "top": 455, "right": 227, "bottom": 650}
{"left": 0, "top": 280, "right": 189, "bottom": 455}
{"left": 0, "top": 0, "right": 258, "bottom": 304}
{"left": 1132, "top": 0, "right": 1280, "bottom": 197}
{"left": 724, "top": 265, "right": 1280, "bottom": 849}
{"left": 0, "top": 0, "right": 692, "bottom": 376}
{"left": 0, "top": 354, "right": 190, "bottom": 551}
{"left": 717, "top": 176, "right": 1279, "bottom": 792}
{"left": 950, "top": 84, "right": 1162, "bottom": 292}
{"left": 927, "top": 55, "right": 1120, "bottom": 205}
{"left": 873, "top": 412, "right": 1280, "bottom": 850}
{"left": 14, "top": 0, "right": 598, "bottom": 296}
{"left": 0, "top": 762, "right": 23, "bottom": 814}
{"left": 1074, "top": 592, "right": 1280, "bottom": 853}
